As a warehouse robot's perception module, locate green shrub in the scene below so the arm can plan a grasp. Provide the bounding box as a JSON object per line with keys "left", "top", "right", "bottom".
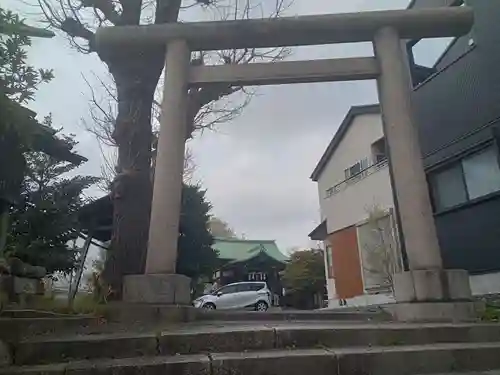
{"left": 480, "top": 304, "right": 500, "bottom": 322}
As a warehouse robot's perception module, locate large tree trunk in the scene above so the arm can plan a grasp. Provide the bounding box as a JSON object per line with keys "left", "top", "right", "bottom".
{"left": 101, "top": 50, "right": 164, "bottom": 298}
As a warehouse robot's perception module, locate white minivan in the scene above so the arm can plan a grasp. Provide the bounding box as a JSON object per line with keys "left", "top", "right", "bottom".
{"left": 193, "top": 281, "right": 271, "bottom": 311}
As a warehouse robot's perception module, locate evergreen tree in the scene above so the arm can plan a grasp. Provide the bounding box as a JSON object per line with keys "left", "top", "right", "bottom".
{"left": 0, "top": 7, "right": 85, "bottom": 255}
{"left": 5, "top": 118, "right": 99, "bottom": 273}
{"left": 177, "top": 184, "right": 218, "bottom": 279}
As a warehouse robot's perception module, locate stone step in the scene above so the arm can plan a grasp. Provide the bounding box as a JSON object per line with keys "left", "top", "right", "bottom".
{"left": 0, "top": 310, "right": 77, "bottom": 319}
{"left": 105, "top": 305, "right": 391, "bottom": 324}
{"left": 0, "top": 317, "right": 100, "bottom": 341}
{"left": 11, "top": 322, "right": 500, "bottom": 365}
{"left": 195, "top": 309, "right": 390, "bottom": 322}
{"left": 3, "top": 343, "right": 500, "bottom": 375}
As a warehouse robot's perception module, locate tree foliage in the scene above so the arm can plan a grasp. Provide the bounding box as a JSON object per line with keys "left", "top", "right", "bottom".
{"left": 0, "top": 8, "right": 54, "bottom": 103}
{"left": 282, "top": 249, "right": 325, "bottom": 295}
{"left": 0, "top": 7, "right": 84, "bottom": 206}
{"left": 208, "top": 217, "right": 237, "bottom": 239}
{"left": 4, "top": 120, "right": 99, "bottom": 273}
{"left": 1, "top": 7, "right": 85, "bottom": 259}
{"left": 177, "top": 184, "right": 218, "bottom": 279}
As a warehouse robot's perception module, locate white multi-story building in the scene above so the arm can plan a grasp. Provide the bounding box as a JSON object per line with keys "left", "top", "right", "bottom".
{"left": 310, "top": 104, "right": 500, "bottom": 308}
{"left": 309, "top": 104, "right": 401, "bottom": 308}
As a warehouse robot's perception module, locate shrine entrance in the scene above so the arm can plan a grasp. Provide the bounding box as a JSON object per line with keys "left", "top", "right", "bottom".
{"left": 95, "top": 6, "right": 476, "bottom": 321}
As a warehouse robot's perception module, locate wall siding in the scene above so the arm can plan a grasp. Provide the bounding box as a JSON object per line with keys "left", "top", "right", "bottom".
{"left": 412, "top": 0, "right": 500, "bottom": 273}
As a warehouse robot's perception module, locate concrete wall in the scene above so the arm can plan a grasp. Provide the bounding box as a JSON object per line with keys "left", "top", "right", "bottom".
{"left": 323, "top": 272, "right": 500, "bottom": 309}
{"left": 317, "top": 113, "right": 394, "bottom": 233}
{"left": 327, "top": 293, "right": 395, "bottom": 309}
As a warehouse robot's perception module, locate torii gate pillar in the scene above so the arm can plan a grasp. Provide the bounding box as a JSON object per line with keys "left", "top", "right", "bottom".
{"left": 374, "top": 27, "right": 473, "bottom": 321}
{"left": 122, "top": 40, "right": 192, "bottom": 304}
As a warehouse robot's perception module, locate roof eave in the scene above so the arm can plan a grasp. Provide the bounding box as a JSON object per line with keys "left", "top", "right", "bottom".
{"left": 308, "top": 220, "right": 328, "bottom": 241}
{"left": 223, "top": 252, "right": 287, "bottom": 267}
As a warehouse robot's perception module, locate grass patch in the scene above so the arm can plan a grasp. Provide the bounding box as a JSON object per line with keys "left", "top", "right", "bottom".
{"left": 480, "top": 304, "right": 500, "bottom": 322}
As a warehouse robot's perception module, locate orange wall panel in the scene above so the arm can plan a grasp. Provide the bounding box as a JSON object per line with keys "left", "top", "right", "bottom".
{"left": 328, "top": 226, "right": 363, "bottom": 299}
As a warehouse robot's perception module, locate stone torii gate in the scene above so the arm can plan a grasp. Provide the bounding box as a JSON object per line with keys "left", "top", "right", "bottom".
{"left": 95, "top": 6, "right": 475, "bottom": 321}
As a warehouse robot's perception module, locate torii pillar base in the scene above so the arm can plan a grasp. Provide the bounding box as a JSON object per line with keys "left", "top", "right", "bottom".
{"left": 122, "top": 274, "right": 191, "bottom": 305}
{"left": 384, "top": 269, "right": 478, "bottom": 322}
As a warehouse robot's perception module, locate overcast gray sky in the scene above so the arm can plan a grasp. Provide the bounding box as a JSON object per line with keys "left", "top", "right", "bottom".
{"left": 5, "top": 0, "right": 450, "bottom": 253}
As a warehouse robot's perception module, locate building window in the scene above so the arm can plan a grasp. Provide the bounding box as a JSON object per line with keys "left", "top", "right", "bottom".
{"left": 411, "top": 0, "right": 464, "bottom": 67}
{"left": 412, "top": 36, "right": 456, "bottom": 68}
{"left": 430, "top": 146, "right": 500, "bottom": 211}
{"left": 408, "top": 0, "right": 466, "bottom": 85}
{"left": 345, "top": 163, "right": 360, "bottom": 180}
{"left": 463, "top": 147, "right": 500, "bottom": 199}
{"left": 431, "top": 164, "right": 467, "bottom": 210}
{"left": 248, "top": 272, "right": 267, "bottom": 281}
{"left": 325, "top": 245, "right": 333, "bottom": 278}
{"left": 344, "top": 158, "right": 369, "bottom": 180}
{"left": 371, "top": 137, "right": 387, "bottom": 164}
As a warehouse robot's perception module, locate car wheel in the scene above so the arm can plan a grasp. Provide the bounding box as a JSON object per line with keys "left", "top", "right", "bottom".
{"left": 255, "top": 301, "right": 268, "bottom": 312}
{"left": 202, "top": 303, "right": 216, "bottom": 310}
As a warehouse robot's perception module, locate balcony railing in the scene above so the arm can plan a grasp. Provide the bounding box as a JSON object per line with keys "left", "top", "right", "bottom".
{"left": 325, "top": 159, "right": 388, "bottom": 198}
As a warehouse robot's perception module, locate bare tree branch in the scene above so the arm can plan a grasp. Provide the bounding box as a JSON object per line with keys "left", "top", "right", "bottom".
{"left": 96, "top": 141, "right": 118, "bottom": 191}
{"left": 38, "top": 0, "right": 292, "bottom": 126}
{"left": 60, "top": 18, "right": 95, "bottom": 49}
{"left": 81, "top": 73, "right": 117, "bottom": 147}
{"left": 44, "top": 0, "right": 292, "bottom": 187}
{"left": 182, "top": 146, "right": 196, "bottom": 184}
{"left": 155, "top": 0, "right": 182, "bottom": 23}
{"left": 81, "top": 0, "right": 292, "bottom": 190}
{"left": 119, "top": 0, "right": 142, "bottom": 24}
{"left": 177, "top": 0, "right": 292, "bottom": 135}
{"left": 81, "top": 0, "right": 122, "bottom": 25}
{"left": 37, "top": 0, "right": 119, "bottom": 52}
{"left": 82, "top": 72, "right": 197, "bottom": 189}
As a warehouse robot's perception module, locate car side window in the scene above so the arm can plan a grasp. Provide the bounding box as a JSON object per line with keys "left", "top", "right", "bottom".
{"left": 248, "top": 283, "right": 265, "bottom": 291}
{"left": 236, "top": 284, "right": 252, "bottom": 292}
{"left": 218, "top": 285, "right": 238, "bottom": 295}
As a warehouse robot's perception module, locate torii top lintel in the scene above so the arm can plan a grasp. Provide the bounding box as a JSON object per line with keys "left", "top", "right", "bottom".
{"left": 94, "top": 7, "right": 473, "bottom": 52}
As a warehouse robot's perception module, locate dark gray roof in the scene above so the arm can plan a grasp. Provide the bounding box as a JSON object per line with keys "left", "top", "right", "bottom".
{"left": 308, "top": 220, "right": 327, "bottom": 241}
{"left": 310, "top": 104, "right": 380, "bottom": 182}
